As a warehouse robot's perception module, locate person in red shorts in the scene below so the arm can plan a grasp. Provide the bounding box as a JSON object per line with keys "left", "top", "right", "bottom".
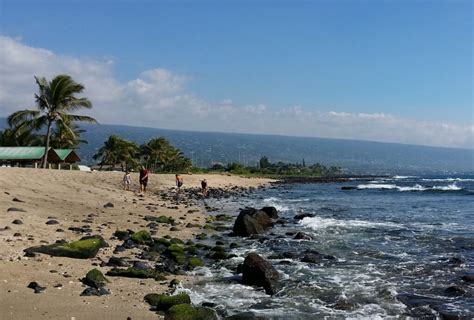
{"left": 139, "top": 166, "right": 149, "bottom": 194}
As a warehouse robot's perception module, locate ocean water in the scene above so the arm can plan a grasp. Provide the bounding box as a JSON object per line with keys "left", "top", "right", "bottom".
{"left": 179, "top": 176, "right": 474, "bottom": 319}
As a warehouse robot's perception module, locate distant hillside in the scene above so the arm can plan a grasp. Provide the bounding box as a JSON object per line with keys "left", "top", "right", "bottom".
{"left": 1, "top": 118, "right": 473, "bottom": 174}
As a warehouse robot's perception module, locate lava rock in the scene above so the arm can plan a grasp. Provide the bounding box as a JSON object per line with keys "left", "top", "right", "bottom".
{"left": 7, "top": 207, "right": 26, "bottom": 213}
{"left": 164, "top": 304, "right": 218, "bottom": 320}
{"left": 12, "top": 219, "right": 23, "bottom": 225}
{"left": 103, "top": 202, "right": 114, "bottom": 208}
{"left": 27, "top": 282, "right": 46, "bottom": 293}
{"left": 444, "top": 286, "right": 466, "bottom": 297}
{"left": 24, "top": 235, "right": 107, "bottom": 259}
{"left": 144, "top": 292, "right": 191, "bottom": 311}
{"left": 241, "top": 252, "right": 280, "bottom": 295}
{"left": 294, "top": 232, "right": 313, "bottom": 240}
{"left": 80, "top": 287, "right": 110, "bottom": 296}
{"left": 82, "top": 268, "right": 108, "bottom": 288}
{"left": 293, "top": 213, "right": 315, "bottom": 220}
{"left": 45, "top": 220, "right": 59, "bottom": 225}
{"left": 232, "top": 207, "right": 276, "bottom": 237}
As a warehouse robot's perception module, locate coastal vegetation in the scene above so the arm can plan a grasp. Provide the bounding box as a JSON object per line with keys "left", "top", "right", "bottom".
{"left": 2, "top": 75, "right": 96, "bottom": 166}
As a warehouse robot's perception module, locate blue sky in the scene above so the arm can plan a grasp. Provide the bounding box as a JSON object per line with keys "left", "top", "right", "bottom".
{"left": 0, "top": 0, "right": 472, "bottom": 147}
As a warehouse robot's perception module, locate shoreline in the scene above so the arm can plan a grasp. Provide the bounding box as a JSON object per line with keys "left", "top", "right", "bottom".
{"left": 0, "top": 168, "right": 273, "bottom": 319}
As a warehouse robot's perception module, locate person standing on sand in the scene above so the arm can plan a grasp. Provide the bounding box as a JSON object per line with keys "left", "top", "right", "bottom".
{"left": 201, "top": 179, "right": 208, "bottom": 196}
{"left": 123, "top": 170, "right": 131, "bottom": 191}
{"left": 175, "top": 174, "right": 183, "bottom": 193}
{"left": 139, "top": 166, "right": 149, "bottom": 194}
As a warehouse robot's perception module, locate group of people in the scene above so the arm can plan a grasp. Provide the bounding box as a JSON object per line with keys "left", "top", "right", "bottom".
{"left": 122, "top": 166, "right": 208, "bottom": 196}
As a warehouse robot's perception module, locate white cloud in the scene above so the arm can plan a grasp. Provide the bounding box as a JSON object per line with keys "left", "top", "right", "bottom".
{"left": 0, "top": 35, "right": 472, "bottom": 149}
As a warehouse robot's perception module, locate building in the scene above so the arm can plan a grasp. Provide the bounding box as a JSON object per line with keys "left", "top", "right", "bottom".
{"left": 0, "top": 147, "right": 81, "bottom": 169}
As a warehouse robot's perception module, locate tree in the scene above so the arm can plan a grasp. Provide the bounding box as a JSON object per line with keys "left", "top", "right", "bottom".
{"left": 140, "top": 137, "right": 192, "bottom": 173}
{"left": 93, "top": 135, "right": 139, "bottom": 170}
{"left": 259, "top": 156, "right": 270, "bottom": 169}
{"left": 0, "top": 128, "right": 42, "bottom": 147}
{"left": 49, "top": 115, "right": 87, "bottom": 149}
{"left": 7, "top": 75, "right": 96, "bottom": 168}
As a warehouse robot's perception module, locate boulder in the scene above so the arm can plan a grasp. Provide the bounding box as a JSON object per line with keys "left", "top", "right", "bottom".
{"left": 293, "top": 213, "right": 315, "bottom": 220}
{"left": 164, "top": 304, "right": 218, "bottom": 320}
{"left": 294, "top": 232, "right": 313, "bottom": 240}
{"left": 144, "top": 292, "right": 191, "bottom": 311}
{"left": 241, "top": 252, "right": 280, "bottom": 295}
{"left": 27, "top": 281, "right": 46, "bottom": 293}
{"left": 233, "top": 207, "right": 276, "bottom": 237}
{"left": 106, "top": 267, "right": 166, "bottom": 280}
{"left": 131, "top": 230, "right": 153, "bottom": 245}
{"left": 260, "top": 206, "right": 279, "bottom": 219}
{"left": 24, "top": 235, "right": 107, "bottom": 259}
{"left": 82, "top": 268, "right": 108, "bottom": 288}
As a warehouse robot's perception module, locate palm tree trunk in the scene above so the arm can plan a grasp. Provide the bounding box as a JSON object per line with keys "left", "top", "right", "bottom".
{"left": 42, "top": 121, "right": 52, "bottom": 168}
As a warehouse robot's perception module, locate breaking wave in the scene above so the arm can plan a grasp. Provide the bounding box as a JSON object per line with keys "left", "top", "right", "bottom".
{"left": 356, "top": 183, "right": 462, "bottom": 192}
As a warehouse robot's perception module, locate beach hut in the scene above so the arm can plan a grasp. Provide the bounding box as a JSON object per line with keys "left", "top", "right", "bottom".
{"left": 51, "top": 149, "right": 81, "bottom": 169}
{"left": 0, "top": 147, "right": 62, "bottom": 168}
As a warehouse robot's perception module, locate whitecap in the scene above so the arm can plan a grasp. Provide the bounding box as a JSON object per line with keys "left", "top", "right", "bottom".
{"left": 299, "top": 216, "right": 401, "bottom": 231}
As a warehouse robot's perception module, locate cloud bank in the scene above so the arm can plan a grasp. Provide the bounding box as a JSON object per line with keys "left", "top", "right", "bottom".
{"left": 0, "top": 35, "right": 472, "bottom": 149}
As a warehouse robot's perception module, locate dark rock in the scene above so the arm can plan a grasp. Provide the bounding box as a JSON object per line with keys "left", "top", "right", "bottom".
{"left": 144, "top": 292, "right": 191, "bottom": 311}
{"left": 12, "top": 198, "right": 24, "bottom": 202}
{"left": 13, "top": 232, "right": 21, "bottom": 237}
{"left": 45, "top": 220, "right": 59, "bottom": 225}
{"left": 106, "top": 267, "right": 166, "bottom": 280}
{"left": 294, "top": 232, "right": 313, "bottom": 240}
{"left": 461, "top": 273, "right": 474, "bottom": 283}
{"left": 7, "top": 207, "right": 26, "bottom": 212}
{"left": 103, "top": 202, "right": 114, "bottom": 208}
{"left": 233, "top": 208, "right": 275, "bottom": 237}
{"left": 12, "top": 219, "right": 23, "bottom": 225}
{"left": 113, "top": 230, "right": 130, "bottom": 240}
{"left": 242, "top": 252, "right": 280, "bottom": 295}
{"left": 260, "top": 206, "right": 279, "bottom": 219}
{"left": 444, "top": 286, "right": 466, "bottom": 297}
{"left": 226, "top": 312, "right": 269, "bottom": 319}
{"left": 293, "top": 213, "right": 315, "bottom": 220}
{"left": 106, "top": 256, "right": 128, "bottom": 267}
{"left": 80, "top": 287, "right": 110, "bottom": 296}
{"left": 396, "top": 293, "right": 445, "bottom": 309}
{"left": 131, "top": 230, "right": 153, "bottom": 245}
{"left": 341, "top": 186, "right": 357, "bottom": 190}
{"left": 27, "top": 282, "right": 46, "bottom": 293}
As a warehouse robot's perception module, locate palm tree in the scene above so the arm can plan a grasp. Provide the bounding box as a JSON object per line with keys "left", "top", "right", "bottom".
{"left": 0, "top": 128, "right": 43, "bottom": 147}
{"left": 140, "top": 137, "right": 168, "bottom": 172}
{"left": 93, "top": 135, "right": 139, "bottom": 170}
{"left": 50, "top": 115, "right": 87, "bottom": 149}
{"left": 7, "top": 75, "right": 96, "bottom": 168}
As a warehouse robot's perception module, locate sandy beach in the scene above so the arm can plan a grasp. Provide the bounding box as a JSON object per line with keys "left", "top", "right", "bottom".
{"left": 0, "top": 168, "right": 272, "bottom": 320}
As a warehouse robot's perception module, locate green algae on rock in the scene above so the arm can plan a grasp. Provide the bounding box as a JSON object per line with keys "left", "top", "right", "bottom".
{"left": 24, "top": 235, "right": 107, "bottom": 259}
{"left": 144, "top": 292, "right": 191, "bottom": 311}
{"left": 131, "top": 230, "right": 153, "bottom": 245}
{"left": 164, "top": 304, "right": 218, "bottom": 320}
{"left": 82, "top": 268, "right": 109, "bottom": 288}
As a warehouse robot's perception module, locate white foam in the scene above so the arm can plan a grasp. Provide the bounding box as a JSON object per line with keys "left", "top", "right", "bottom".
{"left": 392, "top": 175, "right": 417, "bottom": 179}
{"left": 422, "top": 177, "right": 474, "bottom": 182}
{"left": 357, "top": 183, "right": 462, "bottom": 192}
{"left": 299, "top": 216, "right": 401, "bottom": 231}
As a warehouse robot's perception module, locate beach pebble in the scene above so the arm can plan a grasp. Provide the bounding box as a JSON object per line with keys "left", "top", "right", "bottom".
{"left": 103, "top": 202, "right": 114, "bottom": 208}
{"left": 7, "top": 207, "right": 26, "bottom": 213}
{"left": 12, "top": 197, "right": 24, "bottom": 202}
{"left": 12, "top": 219, "right": 23, "bottom": 225}
{"left": 46, "top": 220, "right": 59, "bottom": 225}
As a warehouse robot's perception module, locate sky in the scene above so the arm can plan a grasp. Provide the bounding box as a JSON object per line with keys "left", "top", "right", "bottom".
{"left": 0, "top": 0, "right": 472, "bottom": 148}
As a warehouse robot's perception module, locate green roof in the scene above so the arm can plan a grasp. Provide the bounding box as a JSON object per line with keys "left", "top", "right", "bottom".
{"left": 0, "top": 147, "right": 46, "bottom": 160}
{"left": 54, "top": 149, "right": 73, "bottom": 161}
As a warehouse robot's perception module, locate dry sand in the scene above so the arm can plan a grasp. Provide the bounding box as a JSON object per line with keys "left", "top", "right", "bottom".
{"left": 0, "top": 168, "right": 273, "bottom": 320}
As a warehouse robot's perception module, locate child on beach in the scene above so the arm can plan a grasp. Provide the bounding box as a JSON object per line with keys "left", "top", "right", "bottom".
{"left": 123, "top": 170, "right": 131, "bottom": 190}
{"left": 201, "top": 179, "right": 208, "bottom": 196}
{"left": 175, "top": 174, "right": 183, "bottom": 193}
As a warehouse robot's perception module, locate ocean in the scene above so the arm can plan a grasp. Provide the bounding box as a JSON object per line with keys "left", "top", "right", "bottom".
{"left": 177, "top": 175, "right": 474, "bottom": 319}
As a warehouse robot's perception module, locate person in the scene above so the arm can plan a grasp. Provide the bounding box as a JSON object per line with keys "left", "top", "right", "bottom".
{"left": 123, "top": 170, "right": 131, "bottom": 191}
{"left": 139, "top": 166, "right": 149, "bottom": 194}
{"left": 175, "top": 174, "right": 183, "bottom": 192}
{"left": 201, "top": 179, "right": 208, "bottom": 196}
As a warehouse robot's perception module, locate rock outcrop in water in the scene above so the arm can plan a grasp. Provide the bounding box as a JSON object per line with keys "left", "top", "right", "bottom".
{"left": 232, "top": 207, "right": 278, "bottom": 237}
{"left": 241, "top": 252, "right": 280, "bottom": 295}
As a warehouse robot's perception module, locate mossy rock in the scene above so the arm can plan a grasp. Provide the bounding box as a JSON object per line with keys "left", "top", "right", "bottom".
{"left": 213, "top": 225, "right": 228, "bottom": 232}
{"left": 229, "top": 242, "right": 239, "bottom": 249}
{"left": 215, "top": 214, "right": 232, "bottom": 221}
{"left": 208, "top": 251, "right": 232, "bottom": 260}
{"left": 195, "top": 243, "right": 211, "bottom": 250}
{"left": 188, "top": 257, "right": 204, "bottom": 269}
{"left": 164, "top": 304, "right": 218, "bottom": 320}
{"left": 186, "top": 240, "right": 195, "bottom": 246}
{"left": 144, "top": 293, "right": 191, "bottom": 311}
{"left": 205, "top": 216, "right": 215, "bottom": 223}
{"left": 170, "top": 238, "right": 185, "bottom": 245}
{"left": 154, "top": 237, "right": 172, "bottom": 247}
{"left": 82, "top": 268, "right": 108, "bottom": 288}
{"left": 113, "top": 230, "right": 130, "bottom": 240}
{"left": 167, "top": 244, "right": 185, "bottom": 254}
{"left": 171, "top": 252, "right": 187, "bottom": 264}
{"left": 131, "top": 230, "right": 153, "bottom": 245}
{"left": 195, "top": 233, "right": 207, "bottom": 240}
{"left": 106, "top": 267, "right": 166, "bottom": 280}
{"left": 211, "top": 245, "right": 225, "bottom": 252}
{"left": 203, "top": 224, "right": 215, "bottom": 230}
{"left": 24, "top": 235, "right": 107, "bottom": 259}
{"left": 185, "top": 245, "right": 198, "bottom": 255}
{"left": 157, "top": 216, "right": 175, "bottom": 225}
{"left": 186, "top": 223, "right": 201, "bottom": 228}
